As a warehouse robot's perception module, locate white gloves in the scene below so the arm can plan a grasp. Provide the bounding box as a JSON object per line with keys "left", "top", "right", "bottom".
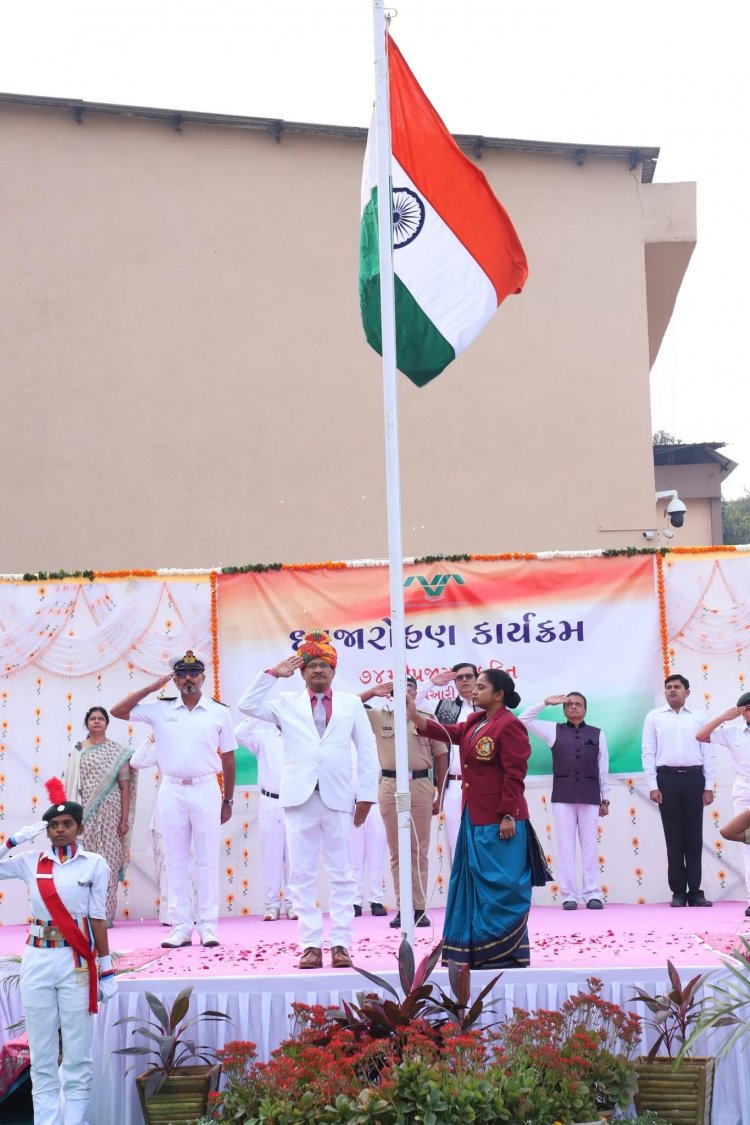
{"left": 98, "top": 958, "right": 118, "bottom": 1003}
{"left": 98, "top": 975, "right": 118, "bottom": 1003}
{"left": 11, "top": 821, "right": 48, "bottom": 845}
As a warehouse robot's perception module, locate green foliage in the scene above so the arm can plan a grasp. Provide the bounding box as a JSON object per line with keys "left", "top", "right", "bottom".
{"left": 630, "top": 959, "right": 711, "bottom": 1061}
{"left": 114, "top": 986, "right": 230, "bottom": 1098}
{"left": 683, "top": 933, "right": 750, "bottom": 1059}
{"left": 652, "top": 430, "right": 684, "bottom": 445}
{"left": 207, "top": 957, "right": 642, "bottom": 1124}
{"left": 722, "top": 489, "right": 750, "bottom": 545}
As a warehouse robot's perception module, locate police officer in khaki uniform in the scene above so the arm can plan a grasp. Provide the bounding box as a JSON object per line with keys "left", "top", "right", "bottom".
{"left": 362, "top": 676, "right": 448, "bottom": 928}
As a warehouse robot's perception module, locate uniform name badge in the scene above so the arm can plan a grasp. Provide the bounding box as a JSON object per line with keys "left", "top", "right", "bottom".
{"left": 475, "top": 735, "right": 495, "bottom": 760}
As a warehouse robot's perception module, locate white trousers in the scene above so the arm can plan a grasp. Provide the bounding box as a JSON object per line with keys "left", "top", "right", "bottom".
{"left": 284, "top": 790, "right": 356, "bottom": 948}
{"left": 733, "top": 778, "right": 750, "bottom": 902}
{"left": 158, "top": 778, "right": 221, "bottom": 927}
{"left": 350, "top": 802, "right": 386, "bottom": 906}
{"left": 21, "top": 947, "right": 94, "bottom": 1125}
{"left": 258, "top": 793, "right": 292, "bottom": 910}
{"left": 553, "top": 802, "right": 601, "bottom": 903}
{"left": 442, "top": 776, "right": 462, "bottom": 864}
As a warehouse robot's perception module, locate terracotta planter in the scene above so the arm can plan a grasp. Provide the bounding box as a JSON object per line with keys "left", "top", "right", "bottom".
{"left": 135, "top": 1062, "right": 221, "bottom": 1124}
{"left": 634, "top": 1055, "right": 714, "bottom": 1125}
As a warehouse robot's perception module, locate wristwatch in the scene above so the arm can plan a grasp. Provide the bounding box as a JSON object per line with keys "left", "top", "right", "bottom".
{"left": 222, "top": 798, "right": 234, "bottom": 806}
{"left": 601, "top": 799, "right": 610, "bottom": 806}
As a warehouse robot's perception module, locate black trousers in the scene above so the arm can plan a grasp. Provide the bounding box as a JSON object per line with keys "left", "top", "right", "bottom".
{"left": 656, "top": 767, "right": 705, "bottom": 898}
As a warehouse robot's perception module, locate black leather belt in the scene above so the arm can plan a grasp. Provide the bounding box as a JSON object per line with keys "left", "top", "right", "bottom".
{"left": 657, "top": 765, "right": 704, "bottom": 773}
{"left": 381, "top": 769, "right": 430, "bottom": 780}
{"left": 448, "top": 773, "right": 462, "bottom": 781}
{"left": 261, "top": 788, "right": 280, "bottom": 799}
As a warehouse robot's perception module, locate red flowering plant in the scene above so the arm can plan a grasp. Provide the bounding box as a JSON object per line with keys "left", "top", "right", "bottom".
{"left": 492, "top": 977, "right": 641, "bottom": 1115}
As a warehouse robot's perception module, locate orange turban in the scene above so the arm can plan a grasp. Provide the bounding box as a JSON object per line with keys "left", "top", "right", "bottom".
{"left": 298, "top": 629, "right": 338, "bottom": 668}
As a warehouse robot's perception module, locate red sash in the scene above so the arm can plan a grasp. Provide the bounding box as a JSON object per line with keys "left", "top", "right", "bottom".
{"left": 36, "top": 855, "right": 98, "bottom": 1014}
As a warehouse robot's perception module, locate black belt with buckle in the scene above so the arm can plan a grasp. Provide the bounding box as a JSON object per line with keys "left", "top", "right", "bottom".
{"left": 448, "top": 773, "right": 462, "bottom": 781}
{"left": 261, "top": 788, "right": 280, "bottom": 799}
{"left": 657, "top": 765, "right": 704, "bottom": 773}
{"left": 381, "top": 769, "right": 430, "bottom": 780}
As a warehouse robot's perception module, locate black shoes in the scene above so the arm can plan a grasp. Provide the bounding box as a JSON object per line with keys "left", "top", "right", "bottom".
{"left": 586, "top": 898, "right": 603, "bottom": 910}
{"left": 687, "top": 893, "right": 713, "bottom": 907}
{"left": 353, "top": 903, "right": 362, "bottom": 917}
{"left": 388, "top": 910, "right": 430, "bottom": 927}
{"left": 670, "top": 894, "right": 687, "bottom": 907}
{"left": 371, "top": 902, "right": 388, "bottom": 917}
{"left": 562, "top": 900, "right": 577, "bottom": 911}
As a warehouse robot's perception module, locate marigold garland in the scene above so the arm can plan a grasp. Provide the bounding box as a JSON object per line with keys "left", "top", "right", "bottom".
{"left": 655, "top": 552, "right": 670, "bottom": 678}
{"left": 210, "top": 572, "right": 221, "bottom": 701}
{"left": 5, "top": 543, "right": 750, "bottom": 583}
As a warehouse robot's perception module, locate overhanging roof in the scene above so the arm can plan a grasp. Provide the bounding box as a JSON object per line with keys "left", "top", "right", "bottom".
{"left": 653, "top": 442, "right": 738, "bottom": 481}
{"left": 0, "top": 91, "right": 660, "bottom": 183}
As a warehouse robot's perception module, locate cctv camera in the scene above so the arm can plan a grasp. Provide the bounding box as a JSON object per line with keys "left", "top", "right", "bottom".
{"left": 666, "top": 495, "right": 686, "bottom": 529}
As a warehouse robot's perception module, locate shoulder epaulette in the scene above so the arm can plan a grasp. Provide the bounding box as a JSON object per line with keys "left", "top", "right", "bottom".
{"left": 158, "top": 696, "right": 177, "bottom": 702}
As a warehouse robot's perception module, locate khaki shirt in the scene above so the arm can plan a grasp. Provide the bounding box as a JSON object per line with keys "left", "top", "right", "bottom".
{"left": 367, "top": 708, "right": 447, "bottom": 772}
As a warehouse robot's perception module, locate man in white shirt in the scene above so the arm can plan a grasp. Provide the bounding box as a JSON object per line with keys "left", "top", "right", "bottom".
{"left": 237, "top": 629, "right": 378, "bottom": 970}
{"left": 519, "top": 692, "right": 609, "bottom": 910}
{"left": 415, "top": 662, "right": 478, "bottom": 861}
{"left": 234, "top": 718, "right": 296, "bottom": 921}
{"left": 111, "top": 649, "right": 236, "bottom": 947}
{"left": 641, "top": 674, "right": 715, "bottom": 908}
{"left": 696, "top": 689, "right": 750, "bottom": 917}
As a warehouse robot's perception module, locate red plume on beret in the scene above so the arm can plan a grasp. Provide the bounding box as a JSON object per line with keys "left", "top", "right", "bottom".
{"left": 45, "top": 776, "right": 67, "bottom": 805}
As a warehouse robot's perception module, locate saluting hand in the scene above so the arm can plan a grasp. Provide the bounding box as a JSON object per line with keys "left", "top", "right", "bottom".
{"left": 270, "top": 655, "right": 304, "bottom": 678}
{"left": 544, "top": 694, "right": 568, "bottom": 706}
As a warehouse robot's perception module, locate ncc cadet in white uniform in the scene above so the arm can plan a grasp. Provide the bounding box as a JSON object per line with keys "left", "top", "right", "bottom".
{"left": 111, "top": 649, "right": 236, "bottom": 948}
{"left": 415, "top": 662, "right": 479, "bottom": 863}
{"left": 697, "top": 689, "right": 750, "bottom": 916}
{"left": 0, "top": 779, "right": 116, "bottom": 1125}
{"left": 234, "top": 718, "right": 297, "bottom": 921}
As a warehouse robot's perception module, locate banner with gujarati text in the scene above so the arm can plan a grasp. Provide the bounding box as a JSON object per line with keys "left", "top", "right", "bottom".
{"left": 219, "top": 556, "right": 661, "bottom": 775}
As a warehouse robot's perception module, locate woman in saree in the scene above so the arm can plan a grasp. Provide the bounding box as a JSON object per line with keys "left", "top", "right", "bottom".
{"left": 407, "top": 668, "right": 538, "bottom": 968}
{"left": 65, "top": 706, "right": 136, "bottom": 925}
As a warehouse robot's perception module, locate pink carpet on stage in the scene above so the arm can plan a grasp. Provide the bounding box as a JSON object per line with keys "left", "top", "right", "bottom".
{"left": 2, "top": 903, "right": 749, "bottom": 975}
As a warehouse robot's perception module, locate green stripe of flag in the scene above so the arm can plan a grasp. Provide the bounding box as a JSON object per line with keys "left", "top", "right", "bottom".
{"left": 359, "top": 190, "right": 455, "bottom": 387}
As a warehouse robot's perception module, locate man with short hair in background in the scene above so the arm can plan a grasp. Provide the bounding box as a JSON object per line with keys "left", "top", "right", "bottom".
{"left": 642, "top": 674, "right": 715, "bottom": 908}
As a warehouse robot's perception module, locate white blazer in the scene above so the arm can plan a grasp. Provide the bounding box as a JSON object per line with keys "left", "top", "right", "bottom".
{"left": 237, "top": 672, "right": 379, "bottom": 812}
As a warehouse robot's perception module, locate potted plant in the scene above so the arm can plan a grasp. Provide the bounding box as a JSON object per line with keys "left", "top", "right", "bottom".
{"left": 684, "top": 934, "right": 748, "bottom": 1060}
{"left": 630, "top": 960, "right": 720, "bottom": 1125}
{"left": 114, "top": 986, "right": 231, "bottom": 1124}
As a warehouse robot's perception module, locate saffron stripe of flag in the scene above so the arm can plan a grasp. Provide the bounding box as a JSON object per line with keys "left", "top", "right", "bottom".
{"left": 359, "top": 34, "right": 528, "bottom": 387}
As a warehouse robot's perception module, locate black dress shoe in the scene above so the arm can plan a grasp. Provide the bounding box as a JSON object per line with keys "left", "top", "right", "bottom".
{"left": 353, "top": 903, "right": 362, "bottom": 917}
{"left": 389, "top": 912, "right": 401, "bottom": 928}
{"left": 562, "top": 900, "right": 578, "bottom": 911}
{"left": 370, "top": 902, "right": 387, "bottom": 917}
{"left": 586, "top": 898, "right": 604, "bottom": 910}
{"left": 414, "top": 911, "right": 431, "bottom": 927}
{"left": 687, "top": 893, "right": 713, "bottom": 907}
{"left": 670, "top": 893, "right": 687, "bottom": 907}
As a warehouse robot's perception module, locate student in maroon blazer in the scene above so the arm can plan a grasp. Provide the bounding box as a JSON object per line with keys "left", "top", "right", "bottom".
{"left": 408, "top": 668, "right": 533, "bottom": 968}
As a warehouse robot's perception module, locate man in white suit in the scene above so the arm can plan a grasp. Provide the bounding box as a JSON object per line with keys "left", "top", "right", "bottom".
{"left": 237, "top": 630, "right": 379, "bottom": 970}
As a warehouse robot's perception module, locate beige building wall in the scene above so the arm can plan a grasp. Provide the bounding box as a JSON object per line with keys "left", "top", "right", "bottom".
{"left": 0, "top": 99, "right": 696, "bottom": 572}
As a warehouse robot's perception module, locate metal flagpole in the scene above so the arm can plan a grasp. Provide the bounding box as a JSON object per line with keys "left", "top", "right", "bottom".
{"left": 371, "top": 0, "right": 415, "bottom": 950}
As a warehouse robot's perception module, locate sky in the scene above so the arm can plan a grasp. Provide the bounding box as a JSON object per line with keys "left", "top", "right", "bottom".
{"left": 2, "top": 1, "right": 747, "bottom": 497}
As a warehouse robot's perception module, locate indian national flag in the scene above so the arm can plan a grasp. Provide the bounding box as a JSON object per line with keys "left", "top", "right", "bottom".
{"left": 359, "top": 35, "right": 528, "bottom": 387}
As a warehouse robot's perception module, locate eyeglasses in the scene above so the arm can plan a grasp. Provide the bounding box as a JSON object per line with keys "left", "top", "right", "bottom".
{"left": 455, "top": 673, "right": 476, "bottom": 681}
{"left": 175, "top": 670, "right": 202, "bottom": 678}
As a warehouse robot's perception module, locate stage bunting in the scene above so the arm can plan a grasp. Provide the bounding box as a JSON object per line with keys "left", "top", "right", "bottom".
{"left": 218, "top": 555, "right": 661, "bottom": 776}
